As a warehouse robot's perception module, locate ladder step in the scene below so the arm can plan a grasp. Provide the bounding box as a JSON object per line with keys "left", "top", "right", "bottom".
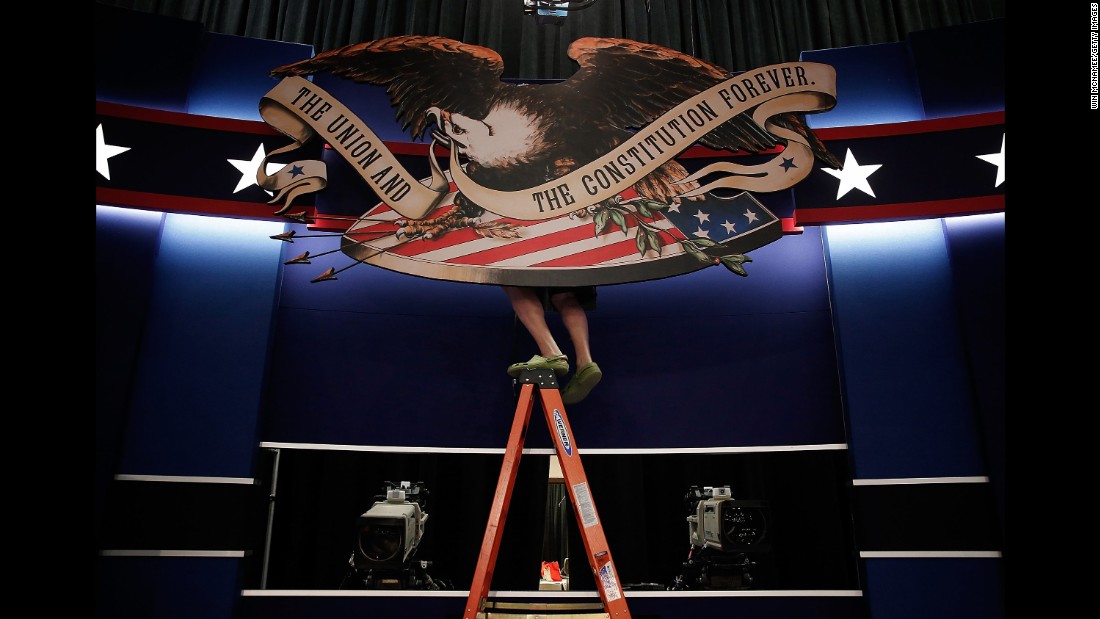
{"left": 479, "top": 600, "right": 609, "bottom": 618}
{"left": 480, "top": 613, "right": 609, "bottom": 619}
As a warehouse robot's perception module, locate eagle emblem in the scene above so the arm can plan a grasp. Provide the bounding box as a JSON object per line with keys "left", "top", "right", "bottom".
{"left": 260, "top": 36, "right": 841, "bottom": 284}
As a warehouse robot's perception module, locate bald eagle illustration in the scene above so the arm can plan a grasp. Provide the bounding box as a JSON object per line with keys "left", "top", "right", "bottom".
{"left": 271, "top": 35, "right": 840, "bottom": 240}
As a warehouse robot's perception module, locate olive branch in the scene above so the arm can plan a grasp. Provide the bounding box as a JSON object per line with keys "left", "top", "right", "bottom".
{"left": 586, "top": 197, "right": 753, "bottom": 277}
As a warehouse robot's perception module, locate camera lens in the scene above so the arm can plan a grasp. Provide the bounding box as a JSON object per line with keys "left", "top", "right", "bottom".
{"left": 359, "top": 523, "right": 403, "bottom": 562}
{"left": 721, "top": 506, "right": 765, "bottom": 547}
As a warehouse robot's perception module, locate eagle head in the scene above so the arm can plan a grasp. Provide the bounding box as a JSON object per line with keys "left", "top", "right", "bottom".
{"left": 427, "top": 100, "right": 556, "bottom": 171}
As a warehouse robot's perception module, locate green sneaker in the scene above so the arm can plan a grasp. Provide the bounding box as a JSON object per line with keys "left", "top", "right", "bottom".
{"left": 507, "top": 354, "right": 569, "bottom": 377}
{"left": 561, "top": 362, "right": 602, "bottom": 404}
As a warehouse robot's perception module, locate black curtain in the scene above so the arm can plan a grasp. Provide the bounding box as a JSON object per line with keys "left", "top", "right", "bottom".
{"left": 561, "top": 451, "right": 858, "bottom": 591}
{"left": 96, "top": 0, "right": 1005, "bottom": 78}
{"left": 249, "top": 448, "right": 551, "bottom": 591}
{"left": 542, "top": 482, "right": 569, "bottom": 564}
{"left": 245, "top": 447, "right": 857, "bottom": 591}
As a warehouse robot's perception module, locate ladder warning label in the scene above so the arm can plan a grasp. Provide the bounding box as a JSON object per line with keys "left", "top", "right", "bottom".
{"left": 598, "top": 563, "right": 622, "bottom": 602}
{"left": 572, "top": 481, "right": 599, "bottom": 528}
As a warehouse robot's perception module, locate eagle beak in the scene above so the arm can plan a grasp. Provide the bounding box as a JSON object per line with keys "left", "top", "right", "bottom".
{"left": 426, "top": 107, "right": 451, "bottom": 146}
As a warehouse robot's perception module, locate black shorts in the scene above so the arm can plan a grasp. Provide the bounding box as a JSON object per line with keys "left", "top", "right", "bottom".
{"left": 538, "top": 286, "right": 597, "bottom": 312}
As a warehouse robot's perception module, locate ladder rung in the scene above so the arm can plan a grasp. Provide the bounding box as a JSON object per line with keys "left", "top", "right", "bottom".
{"left": 484, "top": 601, "right": 607, "bottom": 611}
{"left": 479, "top": 601, "right": 610, "bottom": 619}
{"left": 481, "top": 613, "right": 609, "bottom": 619}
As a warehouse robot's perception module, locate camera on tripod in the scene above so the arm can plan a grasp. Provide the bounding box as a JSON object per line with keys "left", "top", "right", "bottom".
{"left": 340, "top": 481, "right": 449, "bottom": 590}
{"left": 669, "top": 485, "right": 770, "bottom": 591}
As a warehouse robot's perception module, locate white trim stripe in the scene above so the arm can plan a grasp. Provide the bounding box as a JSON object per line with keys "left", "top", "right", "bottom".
{"left": 852, "top": 476, "right": 989, "bottom": 486}
{"left": 114, "top": 474, "right": 254, "bottom": 484}
{"left": 101, "top": 550, "right": 246, "bottom": 558}
{"left": 241, "top": 589, "right": 863, "bottom": 598}
{"left": 579, "top": 444, "right": 847, "bottom": 455}
{"left": 860, "top": 551, "right": 1001, "bottom": 558}
{"left": 258, "top": 442, "right": 847, "bottom": 455}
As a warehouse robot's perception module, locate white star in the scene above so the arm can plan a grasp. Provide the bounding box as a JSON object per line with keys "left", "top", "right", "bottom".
{"left": 822, "top": 148, "right": 882, "bottom": 199}
{"left": 96, "top": 124, "right": 130, "bottom": 180}
{"left": 742, "top": 209, "right": 758, "bottom": 224}
{"left": 228, "top": 144, "right": 286, "bottom": 194}
{"left": 693, "top": 210, "right": 710, "bottom": 225}
{"left": 666, "top": 201, "right": 681, "bottom": 213}
{"left": 693, "top": 227, "right": 710, "bottom": 239}
{"left": 721, "top": 220, "right": 737, "bottom": 234}
{"left": 976, "top": 134, "right": 1005, "bottom": 187}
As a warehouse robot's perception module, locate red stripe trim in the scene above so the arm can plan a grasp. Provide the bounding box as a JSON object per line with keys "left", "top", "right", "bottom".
{"left": 96, "top": 188, "right": 285, "bottom": 220}
{"left": 813, "top": 111, "right": 1004, "bottom": 140}
{"left": 794, "top": 195, "right": 1004, "bottom": 225}
{"left": 96, "top": 101, "right": 283, "bottom": 136}
{"left": 781, "top": 218, "right": 804, "bottom": 234}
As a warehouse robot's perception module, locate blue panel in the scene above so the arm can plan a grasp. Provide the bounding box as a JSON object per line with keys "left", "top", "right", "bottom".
{"left": 943, "top": 213, "right": 1005, "bottom": 524}
{"left": 823, "top": 220, "right": 985, "bottom": 479}
{"left": 264, "top": 228, "right": 845, "bottom": 448}
{"left": 863, "top": 558, "right": 1004, "bottom": 619}
{"left": 585, "top": 306, "right": 845, "bottom": 448}
{"left": 188, "top": 33, "right": 314, "bottom": 121}
{"left": 262, "top": 307, "right": 529, "bottom": 448}
{"left": 97, "top": 207, "right": 165, "bottom": 525}
{"left": 909, "top": 19, "right": 1005, "bottom": 118}
{"left": 120, "top": 214, "right": 286, "bottom": 477}
{"left": 601, "top": 228, "right": 832, "bottom": 318}
{"left": 800, "top": 42, "right": 925, "bottom": 128}
{"left": 97, "top": 556, "right": 242, "bottom": 619}
{"left": 95, "top": 4, "right": 203, "bottom": 112}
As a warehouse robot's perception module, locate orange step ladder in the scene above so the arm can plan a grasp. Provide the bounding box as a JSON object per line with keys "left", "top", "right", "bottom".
{"left": 462, "top": 368, "right": 632, "bottom": 619}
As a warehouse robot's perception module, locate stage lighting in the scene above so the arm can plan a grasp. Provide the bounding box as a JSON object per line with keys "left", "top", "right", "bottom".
{"left": 522, "top": 1, "right": 597, "bottom": 26}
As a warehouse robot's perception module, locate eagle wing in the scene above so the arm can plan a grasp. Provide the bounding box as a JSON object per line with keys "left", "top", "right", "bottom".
{"left": 270, "top": 35, "right": 507, "bottom": 141}
{"left": 564, "top": 37, "right": 838, "bottom": 165}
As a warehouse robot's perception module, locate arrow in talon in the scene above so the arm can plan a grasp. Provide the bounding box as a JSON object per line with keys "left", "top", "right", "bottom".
{"left": 271, "top": 230, "right": 297, "bottom": 242}
{"left": 311, "top": 267, "right": 337, "bottom": 283}
{"left": 284, "top": 251, "right": 311, "bottom": 265}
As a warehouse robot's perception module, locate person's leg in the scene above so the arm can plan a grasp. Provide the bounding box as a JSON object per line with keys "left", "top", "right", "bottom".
{"left": 503, "top": 285, "right": 563, "bottom": 358}
{"left": 549, "top": 290, "right": 592, "bottom": 367}
{"left": 503, "top": 286, "right": 569, "bottom": 377}
{"left": 550, "top": 290, "right": 601, "bottom": 404}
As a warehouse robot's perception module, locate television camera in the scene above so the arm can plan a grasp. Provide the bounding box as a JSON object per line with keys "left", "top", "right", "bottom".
{"left": 340, "top": 481, "right": 449, "bottom": 590}
{"left": 669, "top": 485, "right": 770, "bottom": 591}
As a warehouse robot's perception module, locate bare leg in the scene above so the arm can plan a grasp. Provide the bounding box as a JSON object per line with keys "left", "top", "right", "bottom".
{"left": 550, "top": 290, "right": 593, "bottom": 367}
{"left": 503, "top": 285, "right": 564, "bottom": 359}
{"left": 550, "top": 290, "right": 601, "bottom": 404}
